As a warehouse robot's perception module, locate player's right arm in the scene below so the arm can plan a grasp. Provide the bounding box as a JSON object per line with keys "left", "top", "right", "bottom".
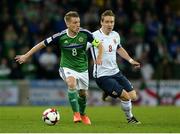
{"left": 15, "top": 41, "right": 46, "bottom": 64}
{"left": 15, "top": 32, "right": 61, "bottom": 64}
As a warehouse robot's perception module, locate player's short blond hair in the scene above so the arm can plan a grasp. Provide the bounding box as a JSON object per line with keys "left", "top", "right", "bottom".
{"left": 64, "top": 11, "right": 79, "bottom": 23}
{"left": 101, "top": 10, "right": 115, "bottom": 22}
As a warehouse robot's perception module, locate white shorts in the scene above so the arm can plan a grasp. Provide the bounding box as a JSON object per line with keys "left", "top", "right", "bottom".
{"left": 59, "top": 67, "right": 89, "bottom": 90}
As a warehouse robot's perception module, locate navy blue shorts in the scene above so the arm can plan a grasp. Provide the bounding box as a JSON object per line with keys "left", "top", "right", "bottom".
{"left": 95, "top": 72, "right": 133, "bottom": 98}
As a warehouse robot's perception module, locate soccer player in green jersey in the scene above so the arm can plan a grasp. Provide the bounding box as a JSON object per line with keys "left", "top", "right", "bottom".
{"left": 15, "top": 11, "right": 103, "bottom": 125}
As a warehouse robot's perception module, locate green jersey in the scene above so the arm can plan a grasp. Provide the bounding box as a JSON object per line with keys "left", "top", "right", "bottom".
{"left": 44, "top": 28, "right": 100, "bottom": 72}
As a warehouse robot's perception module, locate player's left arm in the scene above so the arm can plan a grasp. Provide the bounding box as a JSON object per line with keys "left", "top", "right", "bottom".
{"left": 86, "top": 29, "right": 103, "bottom": 65}
{"left": 92, "top": 39, "right": 103, "bottom": 65}
{"left": 117, "top": 47, "right": 140, "bottom": 69}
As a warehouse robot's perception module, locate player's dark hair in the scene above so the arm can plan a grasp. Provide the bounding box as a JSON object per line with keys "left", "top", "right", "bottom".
{"left": 64, "top": 11, "right": 79, "bottom": 22}
{"left": 101, "top": 10, "right": 115, "bottom": 22}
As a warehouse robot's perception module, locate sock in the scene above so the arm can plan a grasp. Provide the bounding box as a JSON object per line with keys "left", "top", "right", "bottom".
{"left": 68, "top": 89, "right": 79, "bottom": 113}
{"left": 78, "top": 95, "right": 87, "bottom": 115}
{"left": 120, "top": 100, "right": 133, "bottom": 120}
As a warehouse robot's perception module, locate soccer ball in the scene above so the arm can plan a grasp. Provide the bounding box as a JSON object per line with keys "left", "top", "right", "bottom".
{"left": 42, "top": 108, "right": 60, "bottom": 125}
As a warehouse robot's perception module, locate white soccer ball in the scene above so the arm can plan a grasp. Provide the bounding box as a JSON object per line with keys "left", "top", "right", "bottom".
{"left": 42, "top": 108, "right": 60, "bottom": 125}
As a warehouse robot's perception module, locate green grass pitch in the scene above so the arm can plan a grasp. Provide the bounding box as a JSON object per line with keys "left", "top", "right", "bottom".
{"left": 0, "top": 106, "right": 180, "bottom": 133}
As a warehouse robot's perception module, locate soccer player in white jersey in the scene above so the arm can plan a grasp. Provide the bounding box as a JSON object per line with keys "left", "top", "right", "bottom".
{"left": 15, "top": 11, "right": 103, "bottom": 125}
{"left": 91, "top": 10, "right": 141, "bottom": 124}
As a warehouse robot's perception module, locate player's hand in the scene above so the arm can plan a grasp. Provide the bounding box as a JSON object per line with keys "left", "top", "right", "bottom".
{"left": 95, "top": 56, "right": 102, "bottom": 65}
{"left": 130, "top": 59, "right": 140, "bottom": 69}
{"left": 14, "top": 54, "right": 28, "bottom": 64}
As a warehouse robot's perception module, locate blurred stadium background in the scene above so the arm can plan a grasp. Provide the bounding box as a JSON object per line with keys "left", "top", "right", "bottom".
{"left": 0, "top": 0, "right": 180, "bottom": 107}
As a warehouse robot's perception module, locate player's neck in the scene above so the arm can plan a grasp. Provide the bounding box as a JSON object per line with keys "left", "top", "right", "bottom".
{"left": 67, "top": 29, "right": 78, "bottom": 38}
{"left": 100, "top": 28, "right": 110, "bottom": 35}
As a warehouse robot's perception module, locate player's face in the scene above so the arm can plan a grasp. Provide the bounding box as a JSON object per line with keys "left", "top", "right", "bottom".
{"left": 101, "top": 16, "right": 115, "bottom": 35}
{"left": 66, "top": 17, "right": 80, "bottom": 35}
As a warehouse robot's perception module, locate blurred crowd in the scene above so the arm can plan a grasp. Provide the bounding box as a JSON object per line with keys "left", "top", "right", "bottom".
{"left": 0, "top": 0, "right": 180, "bottom": 80}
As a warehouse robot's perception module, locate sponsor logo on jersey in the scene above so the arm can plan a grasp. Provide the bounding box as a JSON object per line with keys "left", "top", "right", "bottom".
{"left": 64, "top": 40, "right": 68, "bottom": 44}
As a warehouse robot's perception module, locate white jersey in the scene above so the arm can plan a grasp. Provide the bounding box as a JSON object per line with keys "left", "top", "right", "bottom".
{"left": 91, "top": 29, "right": 122, "bottom": 78}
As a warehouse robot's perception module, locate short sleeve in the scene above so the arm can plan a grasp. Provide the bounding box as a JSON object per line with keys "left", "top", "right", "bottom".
{"left": 44, "top": 32, "right": 61, "bottom": 46}
{"left": 116, "top": 33, "right": 122, "bottom": 48}
{"left": 82, "top": 29, "right": 101, "bottom": 47}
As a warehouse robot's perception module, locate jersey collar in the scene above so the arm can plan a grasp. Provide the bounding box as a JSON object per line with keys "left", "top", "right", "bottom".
{"left": 66, "top": 29, "right": 78, "bottom": 38}
{"left": 99, "top": 28, "right": 111, "bottom": 36}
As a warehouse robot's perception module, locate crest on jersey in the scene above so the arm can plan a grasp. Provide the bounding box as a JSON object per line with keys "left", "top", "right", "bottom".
{"left": 79, "top": 37, "right": 84, "bottom": 42}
